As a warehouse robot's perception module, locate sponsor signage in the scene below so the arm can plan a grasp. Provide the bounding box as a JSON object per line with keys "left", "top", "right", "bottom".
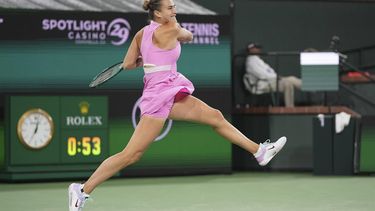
{"left": 7, "top": 95, "right": 109, "bottom": 169}
{"left": 181, "top": 22, "right": 220, "bottom": 45}
{"left": 0, "top": 11, "right": 229, "bottom": 46}
{"left": 59, "top": 96, "right": 108, "bottom": 163}
{"left": 41, "top": 18, "right": 131, "bottom": 45}
{"left": 61, "top": 96, "right": 107, "bottom": 128}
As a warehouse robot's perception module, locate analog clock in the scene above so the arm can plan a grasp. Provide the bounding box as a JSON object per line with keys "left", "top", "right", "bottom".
{"left": 17, "top": 108, "right": 54, "bottom": 150}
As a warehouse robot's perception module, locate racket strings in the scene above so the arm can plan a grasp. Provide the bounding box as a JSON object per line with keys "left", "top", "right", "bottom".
{"left": 100, "top": 68, "right": 116, "bottom": 79}
{"left": 89, "top": 62, "right": 122, "bottom": 88}
{"left": 94, "top": 68, "right": 117, "bottom": 85}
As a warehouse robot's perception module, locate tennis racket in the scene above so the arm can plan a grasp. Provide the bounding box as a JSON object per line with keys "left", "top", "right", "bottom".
{"left": 89, "top": 62, "right": 123, "bottom": 88}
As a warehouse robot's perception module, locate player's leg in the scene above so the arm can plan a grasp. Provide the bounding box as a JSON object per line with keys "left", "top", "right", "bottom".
{"left": 169, "top": 95, "right": 258, "bottom": 153}
{"left": 69, "top": 115, "right": 165, "bottom": 211}
{"left": 168, "top": 95, "right": 286, "bottom": 165}
{"left": 84, "top": 115, "right": 166, "bottom": 194}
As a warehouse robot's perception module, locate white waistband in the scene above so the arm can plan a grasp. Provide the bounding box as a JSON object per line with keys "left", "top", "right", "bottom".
{"left": 143, "top": 64, "right": 172, "bottom": 74}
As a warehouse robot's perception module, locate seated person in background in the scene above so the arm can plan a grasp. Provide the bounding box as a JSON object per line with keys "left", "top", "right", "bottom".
{"left": 244, "top": 42, "right": 302, "bottom": 107}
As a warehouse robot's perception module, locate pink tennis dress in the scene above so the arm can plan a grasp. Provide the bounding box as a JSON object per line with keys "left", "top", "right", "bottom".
{"left": 139, "top": 21, "right": 195, "bottom": 118}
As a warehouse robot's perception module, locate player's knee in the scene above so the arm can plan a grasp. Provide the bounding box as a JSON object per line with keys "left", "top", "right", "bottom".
{"left": 119, "top": 150, "right": 144, "bottom": 167}
{"left": 129, "top": 151, "right": 144, "bottom": 165}
{"left": 211, "top": 109, "right": 225, "bottom": 126}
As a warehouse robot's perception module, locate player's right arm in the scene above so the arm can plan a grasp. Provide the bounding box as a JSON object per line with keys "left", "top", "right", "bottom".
{"left": 122, "top": 29, "right": 143, "bottom": 70}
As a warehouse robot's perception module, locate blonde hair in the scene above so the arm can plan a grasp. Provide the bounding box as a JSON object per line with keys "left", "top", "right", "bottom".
{"left": 143, "top": 0, "right": 162, "bottom": 20}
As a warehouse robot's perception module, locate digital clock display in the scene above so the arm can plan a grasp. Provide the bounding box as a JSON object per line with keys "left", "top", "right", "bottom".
{"left": 61, "top": 130, "right": 108, "bottom": 163}
{"left": 67, "top": 136, "right": 101, "bottom": 156}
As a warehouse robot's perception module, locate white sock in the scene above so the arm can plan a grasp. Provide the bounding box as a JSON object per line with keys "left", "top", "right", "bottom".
{"left": 253, "top": 144, "right": 264, "bottom": 158}
{"left": 80, "top": 184, "right": 90, "bottom": 197}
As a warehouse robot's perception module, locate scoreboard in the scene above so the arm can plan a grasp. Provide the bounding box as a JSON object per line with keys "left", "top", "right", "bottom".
{"left": 0, "top": 96, "right": 108, "bottom": 181}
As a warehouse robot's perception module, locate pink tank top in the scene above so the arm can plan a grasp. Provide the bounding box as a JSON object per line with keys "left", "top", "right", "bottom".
{"left": 140, "top": 21, "right": 181, "bottom": 73}
{"left": 138, "top": 21, "right": 195, "bottom": 118}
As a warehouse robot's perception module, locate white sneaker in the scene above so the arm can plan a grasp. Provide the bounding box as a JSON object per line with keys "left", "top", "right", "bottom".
{"left": 68, "top": 183, "right": 89, "bottom": 211}
{"left": 255, "top": 136, "right": 287, "bottom": 166}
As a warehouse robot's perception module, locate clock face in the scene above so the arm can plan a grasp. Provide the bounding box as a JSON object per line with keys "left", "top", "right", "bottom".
{"left": 17, "top": 109, "right": 54, "bottom": 150}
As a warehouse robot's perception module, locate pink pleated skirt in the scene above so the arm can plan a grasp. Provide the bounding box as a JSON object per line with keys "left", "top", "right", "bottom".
{"left": 139, "top": 71, "right": 195, "bottom": 118}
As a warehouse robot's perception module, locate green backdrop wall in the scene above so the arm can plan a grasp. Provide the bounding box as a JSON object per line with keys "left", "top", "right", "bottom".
{"left": 0, "top": 10, "right": 233, "bottom": 178}
{"left": 0, "top": 11, "right": 230, "bottom": 90}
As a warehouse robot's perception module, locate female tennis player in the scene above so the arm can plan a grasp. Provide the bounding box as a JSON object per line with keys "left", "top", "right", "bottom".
{"left": 69, "top": 0, "right": 286, "bottom": 210}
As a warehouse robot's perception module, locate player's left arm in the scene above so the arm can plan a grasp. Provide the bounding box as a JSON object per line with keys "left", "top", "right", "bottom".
{"left": 176, "top": 23, "right": 193, "bottom": 42}
{"left": 169, "top": 17, "right": 193, "bottom": 42}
